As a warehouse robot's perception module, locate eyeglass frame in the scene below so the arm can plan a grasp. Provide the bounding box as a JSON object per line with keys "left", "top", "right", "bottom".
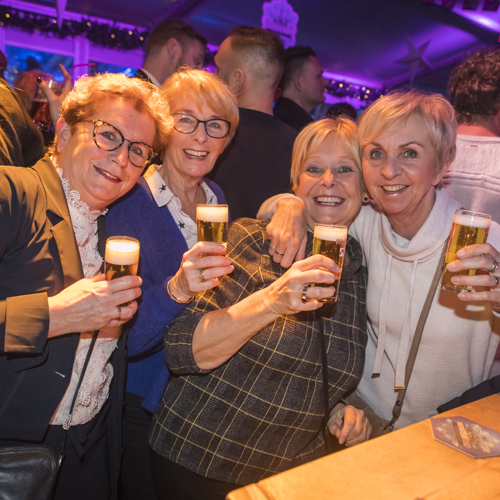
{"left": 81, "top": 119, "right": 156, "bottom": 168}
{"left": 172, "top": 112, "right": 231, "bottom": 139}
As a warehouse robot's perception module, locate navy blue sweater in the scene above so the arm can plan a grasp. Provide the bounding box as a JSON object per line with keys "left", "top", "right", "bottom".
{"left": 106, "top": 176, "right": 226, "bottom": 413}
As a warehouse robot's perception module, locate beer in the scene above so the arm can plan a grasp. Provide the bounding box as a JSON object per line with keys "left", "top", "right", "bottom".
{"left": 312, "top": 224, "right": 347, "bottom": 303}
{"left": 196, "top": 204, "right": 228, "bottom": 246}
{"left": 441, "top": 210, "right": 491, "bottom": 293}
{"left": 105, "top": 237, "right": 140, "bottom": 306}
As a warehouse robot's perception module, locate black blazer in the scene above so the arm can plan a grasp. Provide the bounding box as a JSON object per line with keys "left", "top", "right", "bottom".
{"left": 0, "top": 156, "right": 125, "bottom": 498}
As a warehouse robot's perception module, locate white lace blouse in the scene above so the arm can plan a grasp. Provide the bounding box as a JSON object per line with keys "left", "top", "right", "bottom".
{"left": 50, "top": 168, "right": 118, "bottom": 429}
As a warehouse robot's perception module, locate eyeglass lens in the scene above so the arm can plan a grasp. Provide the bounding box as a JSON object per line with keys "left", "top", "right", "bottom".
{"left": 94, "top": 122, "right": 153, "bottom": 167}
{"left": 173, "top": 113, "right": 229, "bottom": 139}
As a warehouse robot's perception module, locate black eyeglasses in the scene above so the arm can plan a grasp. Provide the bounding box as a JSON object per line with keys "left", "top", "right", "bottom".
{"left": 82, "top": 119, "right": 155, "bottom": 168}
{"left": 172, "top": 112, "right": 230, "bottom": 139}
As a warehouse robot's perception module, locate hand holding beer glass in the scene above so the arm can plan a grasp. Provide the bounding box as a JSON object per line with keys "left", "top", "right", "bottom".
{"left": 442, "top": 210, "right": 491, "bottom": 293}
{"left": 166, "top": 205, "right": 233, "bottom": 303}
{"left": 311, "top": 224, "right": 347, "bottom": 303}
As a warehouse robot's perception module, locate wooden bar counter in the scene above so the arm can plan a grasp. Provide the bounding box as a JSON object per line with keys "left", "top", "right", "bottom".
{"left": 227, "top": 394, "right": 500, "bottom": 500}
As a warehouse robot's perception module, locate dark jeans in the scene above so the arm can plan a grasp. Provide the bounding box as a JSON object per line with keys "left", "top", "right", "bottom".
{"left": 150, "top": 449, "right": 240, "bottom": 500}
{"left": 119, "top": 392, "right": 158, "bottom": 500}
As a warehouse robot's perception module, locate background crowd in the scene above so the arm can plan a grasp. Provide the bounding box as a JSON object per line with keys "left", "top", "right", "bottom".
{"left": 0, "top": 16, "right": 499, "bottom": 500}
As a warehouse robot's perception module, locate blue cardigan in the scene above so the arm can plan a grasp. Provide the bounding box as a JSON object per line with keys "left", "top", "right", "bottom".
{"left": 106, "top": 176, "right": 226, "bottom": 413}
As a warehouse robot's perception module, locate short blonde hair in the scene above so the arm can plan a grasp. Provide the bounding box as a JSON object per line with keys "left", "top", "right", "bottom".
{"left": 358, "top": 90, "right": 457, "bottom": 172}
{"left": 51, "top": 73, "right": 173, "bottom": 154}
{"left": 290, "top": 117, "right": 361, "bottom": 193}
{"left": 161, "top": 68, "right": 239, "bottom": 147}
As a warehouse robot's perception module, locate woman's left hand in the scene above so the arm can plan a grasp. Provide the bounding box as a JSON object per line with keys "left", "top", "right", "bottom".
{"left": 446, "top": 242, "right": 500, "bottom": 312}
{"left": 327, "top": 404, "right": 372, "bottom": 446}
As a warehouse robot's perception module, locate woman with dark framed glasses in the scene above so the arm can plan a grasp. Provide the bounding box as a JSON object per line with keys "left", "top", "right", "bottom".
{"left": 0, "top": 73, "right": 170, "bottom": 500}
{"left": 106, "top": 67, "right": 239, "bottom": 500}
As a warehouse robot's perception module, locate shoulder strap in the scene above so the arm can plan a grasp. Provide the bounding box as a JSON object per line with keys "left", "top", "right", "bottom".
{"left": 58, "top": 330, "right": 98, "bottom": 465}
{"left": 386, "top": 239, "right": 448, "bottom": 430}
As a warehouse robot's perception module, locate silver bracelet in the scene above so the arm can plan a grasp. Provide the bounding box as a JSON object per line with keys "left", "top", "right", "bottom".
{"left": 166, "top": 279, "right": 193, "bottom": 304}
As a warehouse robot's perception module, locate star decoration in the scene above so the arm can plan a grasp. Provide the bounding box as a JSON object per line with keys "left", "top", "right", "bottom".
{"left": 159, "top": 184, "right": 167, "bottom": 192}
{"left": 396, "top": 38, "right": 433, "bottom": 83}
{"left": 178, "top": 221, "right": 186, "bottom": 229}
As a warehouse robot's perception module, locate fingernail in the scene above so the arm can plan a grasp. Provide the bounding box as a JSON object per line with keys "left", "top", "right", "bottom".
{"left": 37, "top": 76, "right": 42, "bottom": 84}
{"left": 457, "top": 249, "right": 465, "bottom": 257}
{"left": 451, "top": 277, "right": 458, "bottom": 284}
{"left": 458, "top": 293, "right": 466, "bottom": 299}
{"left": 448, "top": 262, "right": 456, "bottom": 271}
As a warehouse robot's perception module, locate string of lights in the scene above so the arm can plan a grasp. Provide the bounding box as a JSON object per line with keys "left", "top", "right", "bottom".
{"left": 1, "top": 4, "right": 387, "bottom": 102}
{"left": 0, "top": 5, "right": 148, "bottom": 51}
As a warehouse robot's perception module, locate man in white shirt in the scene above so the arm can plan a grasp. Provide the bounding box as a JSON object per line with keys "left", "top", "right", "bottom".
{"left": 443, "top": 48, "right": 500, "bottom": 224}
{"left": 135, "top": 19, "right": 206, "bottom": 88}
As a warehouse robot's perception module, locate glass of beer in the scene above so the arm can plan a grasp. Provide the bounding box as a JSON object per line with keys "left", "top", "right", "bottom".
{"left": 105, "top": 236, "right": 140, "bottom": 305}
{"left": 312, "top": 223, "right": 348, "bottom": 303}
{"left": 441, "top": 209, "right": 491, "bottom": 293}
{"left": 196, "top": 204, "right": 228, "bottom": 247}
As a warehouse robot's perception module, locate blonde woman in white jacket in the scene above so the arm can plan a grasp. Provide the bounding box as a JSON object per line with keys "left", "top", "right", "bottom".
{"left": 260, "top": 90, "right": 500, "bottom": 432}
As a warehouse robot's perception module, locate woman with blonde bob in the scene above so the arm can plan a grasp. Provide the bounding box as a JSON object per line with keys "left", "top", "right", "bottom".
{"left": 106, "top": 67, "right": 239, "bottom": 500}
{"left": 265, "top": 90, "right": 500, "bottom": 434}
{"left": 148, "top": 118, "right": 371, "bottom": 500}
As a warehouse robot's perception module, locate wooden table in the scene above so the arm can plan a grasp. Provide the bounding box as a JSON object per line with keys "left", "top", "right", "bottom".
{"left": 227, "top": 394, "right": 500, "bottom": 500}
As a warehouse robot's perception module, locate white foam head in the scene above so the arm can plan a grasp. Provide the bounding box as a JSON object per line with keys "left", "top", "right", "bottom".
{"left": 105, "top": 238, "right": 140, "bottom": 265}
{"left": 314, "top": 224, "right": 348, "bottom": 242}
{"left": 453, "top": 212, "right": 491, "bottom": 229}
{"left": 197, "top": 205, "right": 228, "bottom": 223}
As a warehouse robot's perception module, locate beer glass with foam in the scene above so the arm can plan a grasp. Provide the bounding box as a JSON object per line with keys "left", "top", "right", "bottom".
{"left": 441, "top": 210, "right": 491, "bottom": 293}
{"left": 105, "top": 236, "right": 140, "bottom": 305}
{"left": 196, "top": 204, "right": 228, "bottom": 248}
{"left": 312, "top": 224, "right": 348, "bottom": 303}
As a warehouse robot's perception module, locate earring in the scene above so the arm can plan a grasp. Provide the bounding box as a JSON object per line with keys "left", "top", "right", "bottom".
{"left": 363, "top": 195, "right": 370, "bottom": 203}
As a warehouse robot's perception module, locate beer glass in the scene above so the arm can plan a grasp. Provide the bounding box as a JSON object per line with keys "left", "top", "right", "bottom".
{"left": 312, "top": 223, "right": 348, "bottom": 303}
{"left": 196, "top": 204, "right": 228, "bottom": 247}
{"left": 441, "top": 209, "right": 491, "bottom": 293}
{"left": 105, "top": 236, "right": 140, "bottom": 305}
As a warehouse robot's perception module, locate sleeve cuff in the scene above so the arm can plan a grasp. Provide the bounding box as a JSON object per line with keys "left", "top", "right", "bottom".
{"left": 256, "top": 193, "right": 302, "bottom": 220}
{"left": 5, "top": 293, "right": 49, "bottom": 353}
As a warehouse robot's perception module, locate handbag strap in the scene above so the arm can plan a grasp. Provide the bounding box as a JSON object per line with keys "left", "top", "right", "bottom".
{"left": 386, "top": 239, "right": 448, "bottom": 431}
{"left": 58, "top": 329, "right": 98, "bottom": 465}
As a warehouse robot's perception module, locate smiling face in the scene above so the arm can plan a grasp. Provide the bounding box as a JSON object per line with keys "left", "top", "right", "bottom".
{"left": 57, "top": 97, "right": 155, "bottom": 212}
{"left": 362, "top": 114, "right": 446, "bottom": 237}
{"left": 296, "top": 135, "right": 364, "bottom": 229}
{"left": 163, "top": 95, "right": 226, "bottom": 183}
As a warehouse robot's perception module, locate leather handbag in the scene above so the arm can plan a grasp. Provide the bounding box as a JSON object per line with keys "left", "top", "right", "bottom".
{"left": 0, "top": 445, "right": 58, "bottom": 500}
{"left": 0, "top": 331, "right": 98, "bottom": 500}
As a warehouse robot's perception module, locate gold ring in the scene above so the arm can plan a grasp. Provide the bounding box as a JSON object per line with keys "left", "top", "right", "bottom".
{"left": 116, "top": 305, "right": 122, "bottom": 323}
{"left": 199, "top": 269, "right": 206, "bottom": 282}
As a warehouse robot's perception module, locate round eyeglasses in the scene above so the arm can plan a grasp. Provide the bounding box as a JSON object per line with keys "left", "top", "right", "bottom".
{"left": 82, "top": 119, "right": 155, "bottom": 168}
{"left": 172, "top": 112, "right": 230, "bottom": 139}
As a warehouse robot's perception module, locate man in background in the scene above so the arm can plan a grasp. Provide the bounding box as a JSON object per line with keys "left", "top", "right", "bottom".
{"left": 274, "top": 46, "right": 327, "bottom": 131}
{"left": 443, "top": 48, "right": 500, "bottom": 224}
{"left": 135, "top": 19, "right": 206, "bottom": 87}
{"left": 208, "top": 26, "right": 297, "bottom": 220}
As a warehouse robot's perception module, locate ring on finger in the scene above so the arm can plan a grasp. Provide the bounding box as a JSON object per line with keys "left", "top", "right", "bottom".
{"left": 489, "top": 259, "right": 499, "bottom": 273}
{"left": 199, "top": 269, "right": 206, "bottom": 282}
{"left": 116, "top": 305, "right": 122, "bottom": 323}
{"left": 302, "top": 284, "right": 311, "bottom": 303}
{"left": 275, "top": 249, "right": 285, "bottom": 256}
{"left": 493, "top": 276, "right": 499, "bottom": 288}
